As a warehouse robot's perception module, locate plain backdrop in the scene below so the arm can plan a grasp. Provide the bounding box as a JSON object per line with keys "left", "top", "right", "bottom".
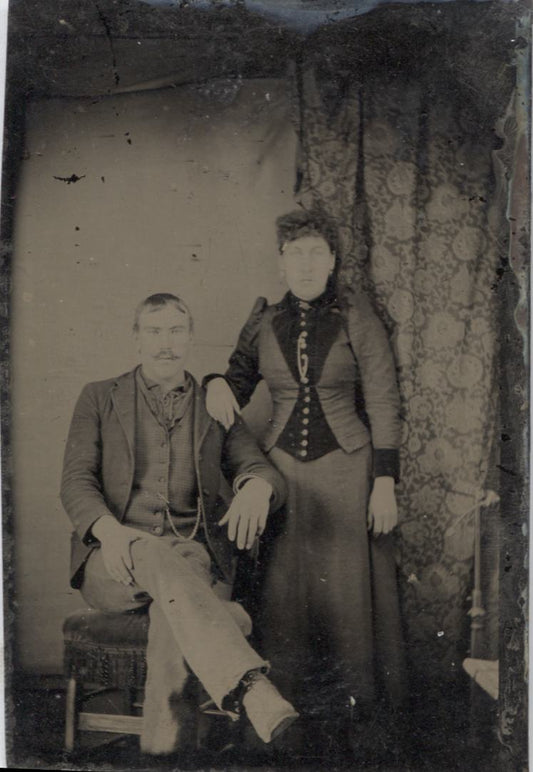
{"left": 11, "top": 78, "right": 297, "bottom": 673}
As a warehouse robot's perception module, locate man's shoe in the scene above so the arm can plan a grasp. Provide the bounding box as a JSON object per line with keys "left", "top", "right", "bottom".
{"left": 241, "top": 671, "right": 299, "bottom": 744}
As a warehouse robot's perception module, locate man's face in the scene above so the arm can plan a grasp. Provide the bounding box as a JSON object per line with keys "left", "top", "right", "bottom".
{"left": 135, "top": 303, "right": 192, "bottom": 383}
{"left": 279, "top": 235, "right": 335, "bottom": 301}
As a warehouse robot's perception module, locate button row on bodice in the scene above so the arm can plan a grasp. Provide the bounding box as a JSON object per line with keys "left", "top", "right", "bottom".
{"left": 297, "top": 301, "right": 315, "bottom": 456}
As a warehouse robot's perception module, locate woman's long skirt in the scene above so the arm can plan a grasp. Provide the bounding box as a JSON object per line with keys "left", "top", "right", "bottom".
{"left": 258, "top": 443, "right": 406, "bottom": 720}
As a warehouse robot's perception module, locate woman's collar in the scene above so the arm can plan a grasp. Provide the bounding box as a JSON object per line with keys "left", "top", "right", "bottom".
{"left": 283, "top": 285, "right": 338, "bottom": 312}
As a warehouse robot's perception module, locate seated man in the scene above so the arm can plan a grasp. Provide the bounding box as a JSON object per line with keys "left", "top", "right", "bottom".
{"left": 60, "top": 292, "right": 298, "bottom": 755}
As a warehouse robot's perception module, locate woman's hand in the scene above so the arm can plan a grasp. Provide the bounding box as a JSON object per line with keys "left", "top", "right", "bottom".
{"left": 206, "top": 377, "right": 241, "bottom": 430}
{"left": 367, "top": 476, "right": 398, "bottom": 535}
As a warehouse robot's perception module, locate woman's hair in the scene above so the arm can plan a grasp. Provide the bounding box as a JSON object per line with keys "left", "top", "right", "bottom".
{"left": 133, "top": 293, "right": 193, "bottom": 333}
{"left": 275, "top": 209, "right": 339, "bottom": 257}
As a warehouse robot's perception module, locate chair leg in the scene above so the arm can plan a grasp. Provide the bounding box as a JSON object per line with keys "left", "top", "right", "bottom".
{"left": 195, "top": 708, "right": 208, "bottom": 750}
{"left": 65, "top": 677, "right": 79, "bottom": 752}
{"left": 126, "top": 686, "right": 139, "bottom": 715}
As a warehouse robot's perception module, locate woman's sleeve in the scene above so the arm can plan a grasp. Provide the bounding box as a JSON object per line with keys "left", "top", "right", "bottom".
{"left": 202, "top": 297, "right": 267, "bottom": 407}
{"left": 223, "top": 297, "right": 267, "bottom": 407}
{"left": 345, "top": 293, "right": 401, "bottom": 481}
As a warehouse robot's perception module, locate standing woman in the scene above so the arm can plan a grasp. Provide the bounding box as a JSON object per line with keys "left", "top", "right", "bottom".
{"left": 206, "top": 210, "right": 406, "bottom": 751}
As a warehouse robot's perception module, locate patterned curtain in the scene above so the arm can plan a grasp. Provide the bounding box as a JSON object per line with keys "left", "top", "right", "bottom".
{"left": 290, "top": 40, "right": 515, "bottom": 696}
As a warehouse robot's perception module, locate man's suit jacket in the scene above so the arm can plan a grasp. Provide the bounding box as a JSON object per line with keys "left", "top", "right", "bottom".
{"left": 60, "top": 369, "right": 286, "bottom": 589}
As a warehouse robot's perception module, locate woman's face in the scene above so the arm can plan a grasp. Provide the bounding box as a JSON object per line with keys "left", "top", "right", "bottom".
{"left": 279, "top": 235, "right": 335, "bottom": 301}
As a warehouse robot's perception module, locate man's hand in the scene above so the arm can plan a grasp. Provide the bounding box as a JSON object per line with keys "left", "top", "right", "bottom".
{"left": 91, "top": 515, "right": 156, "bottom": 586}
{"left": 218, "top": 478, "right": 272, "bottom": 550}
{"left": 367, "top": 476, "right": 398, "bottom": 535}
{"left": 206, "top": 378, "right": 240, "bottom": 431}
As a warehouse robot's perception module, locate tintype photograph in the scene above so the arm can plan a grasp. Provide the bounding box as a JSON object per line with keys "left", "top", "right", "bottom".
{"left": 1, "top": 0, "right": 529, "bottom": 770}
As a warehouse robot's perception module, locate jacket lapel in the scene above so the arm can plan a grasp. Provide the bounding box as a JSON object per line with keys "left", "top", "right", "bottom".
{"left": 271, "top": 299, "right": 301, "bottom": 384}
{"left": 192, "top": 377, "right": 215, "bottom": 469}
{"left": 311, "top": 307, "right": 344, "bottom": 383}
{"left": 110, "top": 370, "right": 136, "bottom": 457}
{"left": 271, "top": 293, "right": 344, "bottom": 386}
{"left": 111, "top": 370, "right": 213, "bottom": 472}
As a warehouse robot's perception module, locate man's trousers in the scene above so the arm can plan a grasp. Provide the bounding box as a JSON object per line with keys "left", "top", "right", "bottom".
{"left": 80, "top": 536, "right": 266, "bottom": 754}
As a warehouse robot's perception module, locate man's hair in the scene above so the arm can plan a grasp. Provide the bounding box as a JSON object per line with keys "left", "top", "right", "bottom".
{"left": 133, "top": 293, "right": 193, "bottom": 333}
{"left": 275, "top": 209, "right": 339, "bottom": 256}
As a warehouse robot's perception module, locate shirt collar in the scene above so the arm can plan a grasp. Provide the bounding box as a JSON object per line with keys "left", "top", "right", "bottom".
{"left": 136, "top": 366, "right": 191, "bottom": 395}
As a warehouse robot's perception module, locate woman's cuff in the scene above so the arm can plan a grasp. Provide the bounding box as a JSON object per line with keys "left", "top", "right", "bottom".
{"left": 373, "top": 448, "right": 400, "bottom": 482}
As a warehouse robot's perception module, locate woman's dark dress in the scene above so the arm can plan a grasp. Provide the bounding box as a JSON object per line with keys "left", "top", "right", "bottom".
{"left": 223, "top": 289, "right": 406, "bottom": 721}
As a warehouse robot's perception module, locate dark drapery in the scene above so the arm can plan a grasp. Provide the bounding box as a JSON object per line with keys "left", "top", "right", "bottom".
{"left": 288, "top": 8, "right": 521, "bottom": 711}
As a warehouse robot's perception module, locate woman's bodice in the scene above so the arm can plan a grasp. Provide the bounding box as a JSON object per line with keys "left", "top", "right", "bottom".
{"left": 224, "top": 290, "right": 401, "bottom": 477}
{"left": 257, "top": 294, "right": 371, "bottom": 456}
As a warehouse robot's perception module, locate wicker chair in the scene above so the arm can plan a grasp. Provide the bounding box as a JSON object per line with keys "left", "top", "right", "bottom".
{"left": 63, "top": 599, "right": 251, "bottom": 753}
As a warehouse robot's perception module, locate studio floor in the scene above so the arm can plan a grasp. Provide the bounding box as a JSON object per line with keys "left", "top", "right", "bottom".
{"left": 7, "top": 674, "right": 503, "bottom": 771}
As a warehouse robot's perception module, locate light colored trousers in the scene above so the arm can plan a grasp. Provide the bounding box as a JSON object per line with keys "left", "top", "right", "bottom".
{"left": 81, "top": 537, "right": 265, "bottom": 754}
